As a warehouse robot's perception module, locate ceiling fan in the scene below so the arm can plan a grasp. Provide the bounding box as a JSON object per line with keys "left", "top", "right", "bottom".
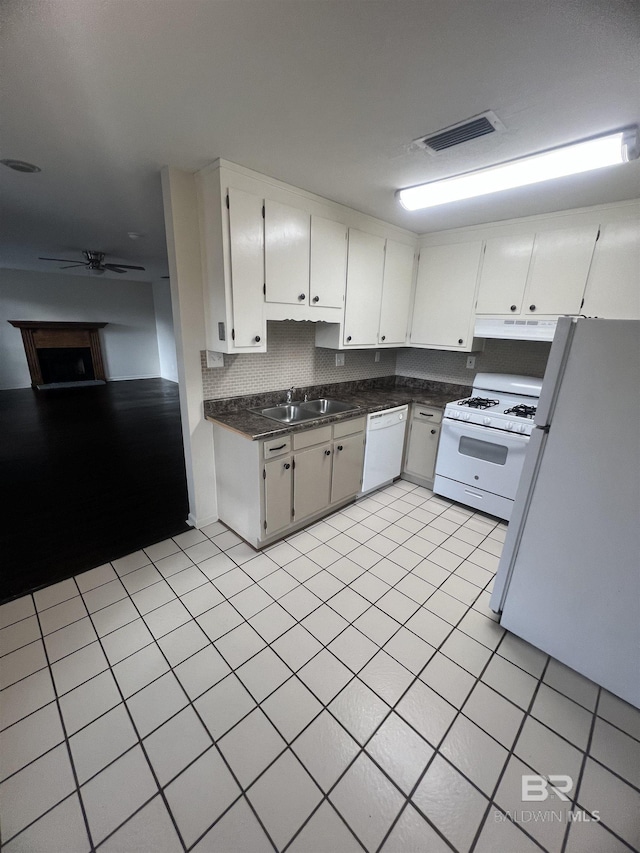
{"left": 38, "top": 250, "right": 146, "bottom": 274}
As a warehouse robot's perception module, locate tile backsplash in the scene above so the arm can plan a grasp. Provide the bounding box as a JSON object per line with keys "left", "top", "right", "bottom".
{"left": 202, "top": 321, "right": 551, "bottom": 400}
{"left": 201, "top": 321, "right": 396, "bottom": 399}
{"left": 396, "top": 339, "right": 551, "bottom": 384}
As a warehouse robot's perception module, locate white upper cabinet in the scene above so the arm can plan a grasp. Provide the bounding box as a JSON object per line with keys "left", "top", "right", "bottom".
{"left": 227, "top": 187, "right": 267, "bottom": 349}
{"left": 343, "top": 229, "right": 386, "bottom": 346}
{"left": 410, "top": 241, "right": 483, "bottom": 350}
{"left": 581, "top": 219, "right": 640, "bottom": 320}
{"left": 197, "top": 163, "right": 266, "bottom": 353}
{"left": 264, "top": 200, "right": 310, "bottom": 305}
{"left": 476, "top": 234, "right": 535, "bottom": 315}
{"left": 310, "top": 215, "right": 347, "bottom": 308}
{"left": 523, "top": 224, "right": 599, "bottom": 315}
{"left": 378, "top": 239, "right": 415, "bottom": 345}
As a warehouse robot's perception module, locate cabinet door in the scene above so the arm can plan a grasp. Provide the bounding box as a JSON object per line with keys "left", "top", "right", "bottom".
{"left": 476, "top": 234, "right": 535, "bottom": 315}
{"left": 410, "top": 241, "right": 483, "bottom": 349}
{"left": 263, "top": 457, "right": 293, "bottom": 537}
{"left": 404, "top": 418, "right": 440, "bottom": 482}
{"left": 264, "top": 200, "right": 310, "bottom": 305}
{"left": 331, "top": 434, "right": 365, "bottom": 503}
{"left": 310, "top": 216, "right": 347, "bottom": 308}
{"left": 293, "top": 444, "right": 332, "bottom": 521}
{"left": 228, "top": 188, "right": 266, "bottom": 348}
{"left": 343, "top": 229, "right": 385, "bottom": 346}
{"left": 582, "top": 220, "right": 640, "bottom": 320}
{"left": 524, "top": 225, "right": 599, "bottom": 315}
{"left": 378, "top": 240, "right": 415, "bottom": 345}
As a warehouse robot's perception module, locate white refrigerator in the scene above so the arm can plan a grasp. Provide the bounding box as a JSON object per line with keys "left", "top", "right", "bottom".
{"left": 490, "top": 317, "right": 640, "bottom": 709}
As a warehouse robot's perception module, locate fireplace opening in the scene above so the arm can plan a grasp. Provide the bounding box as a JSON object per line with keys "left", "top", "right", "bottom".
{"left": 9, "top": 321, "right": 108, "bottom": 389}
{"left": 38, "top": 347, "right": 97, "bottom": 384}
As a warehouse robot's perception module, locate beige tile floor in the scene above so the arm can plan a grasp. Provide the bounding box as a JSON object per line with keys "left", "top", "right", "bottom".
{"left": 1, "top": 480, "right": 639, "bottom": 853}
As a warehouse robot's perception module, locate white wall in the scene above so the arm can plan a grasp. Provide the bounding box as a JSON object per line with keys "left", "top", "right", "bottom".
{"left": 152, "top": 280, "right": 178, "bottom": 383}
{"left": 0, "top": 268, "right": 162, "bottom": 390}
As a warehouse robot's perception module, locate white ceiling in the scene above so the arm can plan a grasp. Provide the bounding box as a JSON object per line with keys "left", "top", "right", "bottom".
{"left": 1, "top": 0, "right": 639, "bottom": 281}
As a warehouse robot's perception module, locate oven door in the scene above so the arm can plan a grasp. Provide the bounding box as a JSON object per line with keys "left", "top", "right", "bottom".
{"left": 436, "top": 419, "right": 530, "bottom": 499}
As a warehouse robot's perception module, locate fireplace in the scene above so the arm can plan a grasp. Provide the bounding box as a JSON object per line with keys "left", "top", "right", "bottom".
{"left": 9, "top": 321, "right": 108, "bottom": 389}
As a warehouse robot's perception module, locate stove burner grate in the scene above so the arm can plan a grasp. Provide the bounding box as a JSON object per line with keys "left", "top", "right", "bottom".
{"left": 458, "top": 397, "right": 499, "bottom": 409}
{"left": 504, "top": 404, "right": 537, "bottom": 419}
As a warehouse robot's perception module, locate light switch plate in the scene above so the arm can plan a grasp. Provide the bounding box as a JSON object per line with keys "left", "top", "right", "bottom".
{"left": 206, "top": 350, "right": 225, "bottom": 368}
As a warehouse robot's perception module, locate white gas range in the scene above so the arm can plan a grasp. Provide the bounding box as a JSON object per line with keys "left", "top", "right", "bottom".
{"left": 434, "top": 373, "right": 543, "bottom": 521}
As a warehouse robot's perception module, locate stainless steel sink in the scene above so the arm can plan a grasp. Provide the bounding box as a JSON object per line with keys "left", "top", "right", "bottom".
{"left": 299, "top": 398, "right": 360, "bottom": 415}
{"left": 253, "top": 404, "right": 318, "bottom": 424}
{"left": 252, "top": 398, "right": 360, "bottom": 424}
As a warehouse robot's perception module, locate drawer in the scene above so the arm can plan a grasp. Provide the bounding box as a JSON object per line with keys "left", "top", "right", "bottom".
{"left": 293, "top": 425, "right": 332, "bottom": 450}
{"left": 333, "top": 416, "right": 366, "bottom": 439}
{"left": 412, "top": 405, "right": 442, "bottom": 424}
{"left": 262, "top": 435, "right": 291, "bottom": 459}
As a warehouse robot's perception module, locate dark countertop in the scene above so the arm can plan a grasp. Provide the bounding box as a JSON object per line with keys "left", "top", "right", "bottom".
{"left": 204, "top": 377, "right": 471, "bottom": 441}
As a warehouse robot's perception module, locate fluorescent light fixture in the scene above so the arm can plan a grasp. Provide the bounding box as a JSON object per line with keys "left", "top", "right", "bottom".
{"left": 397, "top": 128, "right": 639, "bottom": 210}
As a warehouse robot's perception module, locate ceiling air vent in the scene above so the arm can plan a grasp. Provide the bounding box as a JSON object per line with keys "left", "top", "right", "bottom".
{"left": 413, "top": 111, "right": 506, "bottom": 155}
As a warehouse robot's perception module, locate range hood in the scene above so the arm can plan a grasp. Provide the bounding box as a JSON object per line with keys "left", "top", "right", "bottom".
{"left": 474, "top": 317, "right": 557, "bottom": 341}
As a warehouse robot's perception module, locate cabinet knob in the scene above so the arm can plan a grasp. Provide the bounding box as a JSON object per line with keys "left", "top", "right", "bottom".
{"left": 529, "top": 304, "right": 536, "bottom": 312}
{"left": 430, "top": 429, "right": 436, "bottom": 435}
{"left": 312, "top": 295, "right": 319, "bottom": 303}
{"left": 324, "top": 449, "right": 331, "bottom": 456}
{"left": 510, "top": 305, "right": 517, "bottom": 312}
{"left": 346, "top": 335, "right": 352, "bottom": 342}
{"left": 337, "top": 444, "right": 343, "bottom": 451}
{"left": 299, "top": 293, "right": 306, "bottom": 300}
{"left": 284, "top": 462, "right": 291, "bottom": 469}
{"left": 254, "top": 335, "right": 261, "bottom": 343}
{"left": 458, "top": 338, "right": 464, "bottom": 345}
{"left": 381, "top": 335, "right": 386, "bottom": 341}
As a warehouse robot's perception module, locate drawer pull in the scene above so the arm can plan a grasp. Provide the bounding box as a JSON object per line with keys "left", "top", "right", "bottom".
{"left": 419, "top": 412, "right": 434, "bottom": 417}
{"left": 269, "top": 444, "right": 286, "bottom": 451}
{"left": 284, "top": 463, "right": 291, "bottom": 469}
{"left": 430, "top": 429, "right": 437, "bottom": 435}
{"left": 337, "top": 444, "right": 344, "bottom": 451}
{"left": 324, "top": 449, "right": 331, "bottom": 456}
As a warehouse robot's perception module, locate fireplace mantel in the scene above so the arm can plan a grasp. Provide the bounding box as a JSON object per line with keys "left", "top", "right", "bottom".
{"left": 9, "top": 321, "right": 108, "bottom": 388}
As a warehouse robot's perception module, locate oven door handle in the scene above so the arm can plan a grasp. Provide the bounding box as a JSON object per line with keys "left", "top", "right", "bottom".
{"left": 442, "top": 418, "right": 530, "bottom": 444}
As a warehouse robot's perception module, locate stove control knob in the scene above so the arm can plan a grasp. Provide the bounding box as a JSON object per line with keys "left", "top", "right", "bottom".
{"left": 453, "top": 411, "right": 460, "bottom": 419}
{"left": 506, "top": 421, "right": 514, "bottom": 430}
{"left": 463, "top": 413, "right": 471, "bottom": 421}
{"left": 483, "top": 417, "right": 491, "bottom": 425}
{"left": 518, "top": 424, "right": 527, "bottom": 433}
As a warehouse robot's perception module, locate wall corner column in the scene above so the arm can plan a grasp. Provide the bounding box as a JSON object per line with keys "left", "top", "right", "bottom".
{"left": 161, "top": 166, "right": 218, "bottom": 527}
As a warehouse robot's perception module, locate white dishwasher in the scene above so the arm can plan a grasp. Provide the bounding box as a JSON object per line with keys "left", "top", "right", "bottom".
{"left": 360, "top": 405, "right": 408, "bottom": 495}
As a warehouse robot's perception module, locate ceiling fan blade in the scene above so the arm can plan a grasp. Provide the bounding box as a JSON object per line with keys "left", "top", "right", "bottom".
{"left": 104, "top": 263, "right": 146, "bottom": 271}
{"left": 103, "top": 265, "right": 127, "bottom": 273}
{"left": 39, "top": 257, "right": 81, "bottom": 263}
{"left": 60, "top": 264, "right": 87, "bottom": 269}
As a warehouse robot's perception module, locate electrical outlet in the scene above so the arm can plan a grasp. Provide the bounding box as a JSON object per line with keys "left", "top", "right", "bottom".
{"left": 466, "top": 355, "right": 476, "bottom": 369}
{"left": 374, "top": 351, "right": 381, "bottom": 363}
{"left": 335, "top": 352, "right": 345, "bottom": 367}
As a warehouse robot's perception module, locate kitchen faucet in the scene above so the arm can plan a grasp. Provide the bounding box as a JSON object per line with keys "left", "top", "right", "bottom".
{"left": 286, "top": 386, "right": 295, "bottom": 403}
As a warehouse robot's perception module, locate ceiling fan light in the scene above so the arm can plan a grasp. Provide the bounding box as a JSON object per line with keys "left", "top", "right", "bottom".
{"left": 397, "top": 128, "right": 639, "bottom": 211}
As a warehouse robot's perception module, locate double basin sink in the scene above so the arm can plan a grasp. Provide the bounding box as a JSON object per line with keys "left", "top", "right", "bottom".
{"left": 252, "top": 398, "right": 361, "bottom": 425}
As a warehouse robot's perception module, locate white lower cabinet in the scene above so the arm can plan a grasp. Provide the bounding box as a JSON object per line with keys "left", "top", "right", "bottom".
{"left": 402, "top": 405, "right": 442, "bottom": 488}
{"left": 213, "top": 417, "right": 365, "bottom": 547}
